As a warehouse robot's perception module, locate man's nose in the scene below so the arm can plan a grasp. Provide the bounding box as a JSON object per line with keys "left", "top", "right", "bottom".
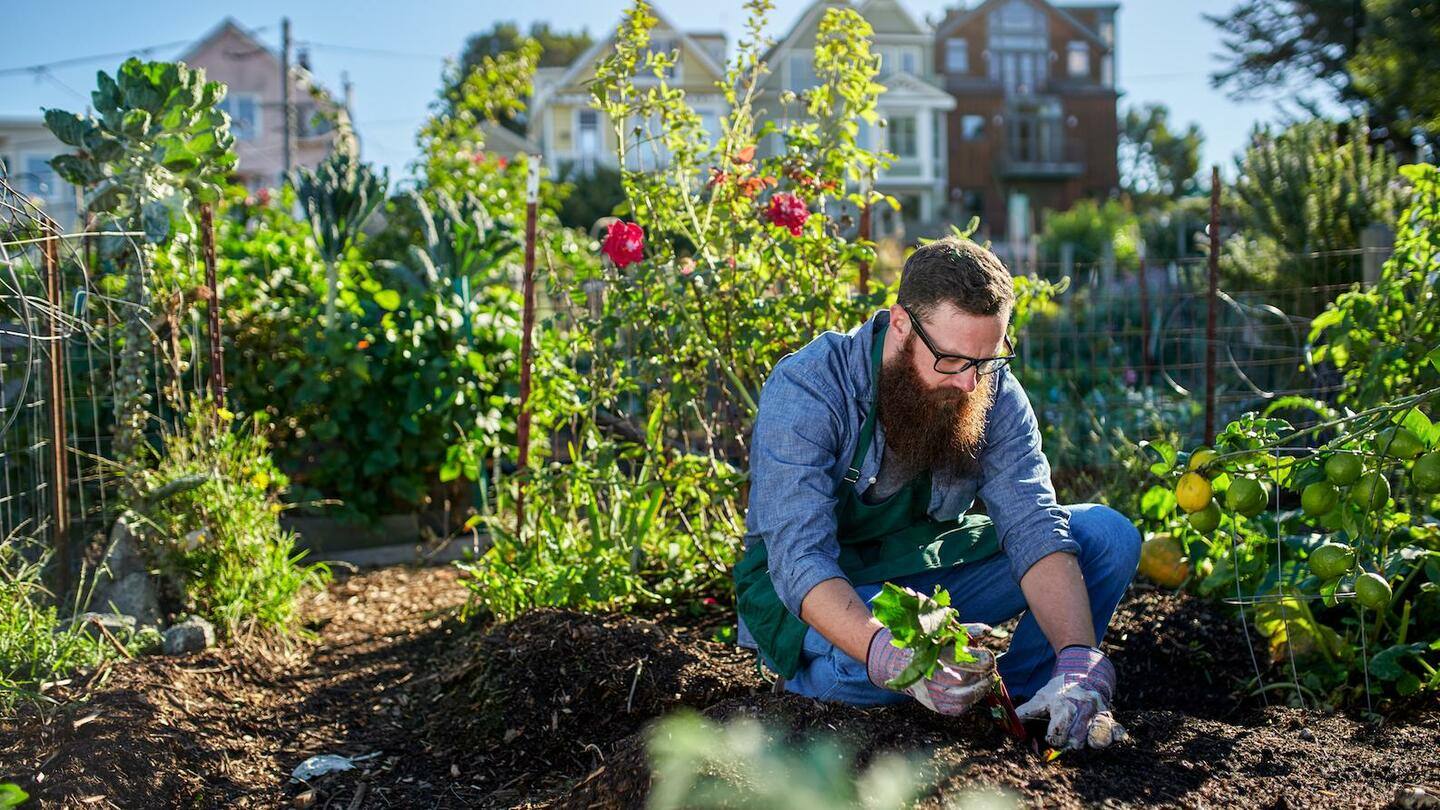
{"left": 946, "top": 367, "right": 979, "bottom": 393}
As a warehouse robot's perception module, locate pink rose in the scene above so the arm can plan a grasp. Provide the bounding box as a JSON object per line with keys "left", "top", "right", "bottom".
{"left": 601, "top": 220, "right": 645, "bottom": 268}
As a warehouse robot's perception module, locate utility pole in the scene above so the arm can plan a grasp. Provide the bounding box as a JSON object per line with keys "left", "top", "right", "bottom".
{"left": 280, "top": 17, "right": 293, "bottom": 182}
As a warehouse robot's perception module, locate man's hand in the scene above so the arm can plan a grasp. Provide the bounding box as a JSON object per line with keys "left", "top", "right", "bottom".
{"left": 865, "top": 625, "right": 995, "bottom": 715}
{"left": 1015, "top": 645, "right": 1127, "bottom": 750}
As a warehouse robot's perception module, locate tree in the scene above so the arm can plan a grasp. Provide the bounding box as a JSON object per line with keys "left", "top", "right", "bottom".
{"left": 1224, "top": 118, "right": 1402, "bottom": 297}
{"left": 1207, "top": 0, "right": 1440, "bottom": 150}
{"left": 446, "top": 22, "right": 593, "bottom": 133}
{"left": 1119, "top": 103, "right": 1204, "bottom": 204}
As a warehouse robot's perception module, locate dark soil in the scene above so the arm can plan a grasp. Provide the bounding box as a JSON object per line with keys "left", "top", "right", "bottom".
{"left": 1, "top": 569, "right": 1436, "bottom": 809}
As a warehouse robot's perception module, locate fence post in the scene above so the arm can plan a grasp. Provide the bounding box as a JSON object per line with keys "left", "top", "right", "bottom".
{"left": 199, "top": 204, "right": 225, "bottom": 403}
{"left": 1204, "top": 165, "right": 1220, "bottom": 442}
{"left": 857, "top": 174, "right": 871, "bottom": 295}
{"left": 42, "top": 218, "right": 71, "bottom": 596}
{"left": 1361, "top": 222, "right": 1394, "bottom": 285}
{"left": 515, "top": 156, "right": 541, "bottom": 538}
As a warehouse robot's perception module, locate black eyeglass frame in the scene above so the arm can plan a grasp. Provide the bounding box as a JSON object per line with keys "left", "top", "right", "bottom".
{"left": 900, "top": 304, "right": 1017, "bottom": 376}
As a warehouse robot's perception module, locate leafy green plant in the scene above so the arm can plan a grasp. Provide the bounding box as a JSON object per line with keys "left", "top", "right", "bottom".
{"left": 0, "top": 782, "right": 28, "bottom": 808}
{"left": 1309, "top": 163, "right": 1440, "bottom": 408}
{"left": 45, "top": 58, "right": 236, "bottom": 466}
{"left": 646, "top": 712, "right": 934, "bottom": 810}
{"left": 1140, "top": 386, "right": 1440, "bottom": 705}
{"left": 292, "top": 114, "right": 389, "bottom": 326}
{"left": 129, "top": 397, "right": 329, "bottom": 637}
{"left": 869, "top": 583, "right": 977, "bottom": 690}
{"left": 1224, "top": 119, "right": 1402, "bottom": 297}
{"left": 0, "top": 530, "right": 113, "bottom": 710}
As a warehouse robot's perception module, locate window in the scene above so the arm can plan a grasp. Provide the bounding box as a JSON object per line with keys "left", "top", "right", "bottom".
{"left": 945, "top": 39, "right": 968, "bottom": 73}
{"left": 1067, "top": 41, "right": 1090, "bottom": 77}
{"left": 219, "top": 93, "right": 260, "bottom": 141}
{"left": 788, "top": 52, "right": 817, "bottom": 92}
{"left": 697, "top": 108, "right": 722, "bottom": 144}
{"left": 900, "top": 49, "right": 919, "bottom": 75}
{"left": 987, "top": 0, "right": 1048, "bottom": 95}
{"left": 639, "top": 37, "right": 679, "bottom": 81}
{"left": 577, "top": 109, "right": 600, "bottom": 174}
{"left": 624, "top": 112, "right": 667, "bottom": 170}
{"left": 22, "top": 154, "right": 60, "bottom": 200}
{"left": 960, "top": 114, "right": 986, "bottom": 141}
{"left": 888, "top": 116, "right": 917, "bottom": 158}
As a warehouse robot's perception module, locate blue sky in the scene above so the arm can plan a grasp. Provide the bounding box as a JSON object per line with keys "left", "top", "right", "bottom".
{"left": 2, "top": 0, "right": 1307, "bottom": 183}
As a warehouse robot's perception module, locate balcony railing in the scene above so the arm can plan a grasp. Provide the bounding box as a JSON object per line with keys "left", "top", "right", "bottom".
{"left": 997, "top": 122, "right": 1084, "bottom": 179}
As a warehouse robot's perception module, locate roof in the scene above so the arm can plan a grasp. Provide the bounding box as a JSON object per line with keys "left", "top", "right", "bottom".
{"left": 178, "top": 17, "right": 341, "bottom": 104}
{"left": 874, "top": 69, "right": 956, "bottom": 108}
{"left": 481, "top": 121, "right": 540, "bottom": 156}
{"left": 761, "top": 0, "right": 846, "bottom": 67}
{"left": 936, "top": 0, "right": 1110, "bottom": 49}
{"left": 535, "top": 6, "right": 729, "bottom": 112}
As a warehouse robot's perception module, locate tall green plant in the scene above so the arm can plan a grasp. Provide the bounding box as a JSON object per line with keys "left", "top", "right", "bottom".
{"left": 1225, "top": 119, "right": 1402, "bottom": 296}
{"left": 292, "top": 115, "right": 388, "bottom": 327}
{"left": 45, "top": 58, "right": 236, "bottom": 465}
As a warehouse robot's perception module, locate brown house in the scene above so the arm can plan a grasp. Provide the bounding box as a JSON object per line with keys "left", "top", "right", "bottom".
{"left": 934, "top": 0, "right": 1119, "bottom": 263}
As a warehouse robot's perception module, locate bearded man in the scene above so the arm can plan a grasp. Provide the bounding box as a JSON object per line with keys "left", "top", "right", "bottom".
{"left": 733, "top": 236, "right": 1140, "bottom": 750}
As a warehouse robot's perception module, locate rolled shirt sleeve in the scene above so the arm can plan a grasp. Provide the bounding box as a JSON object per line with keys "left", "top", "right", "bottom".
{"left": 745, "top": 364, "right": 849, "bottom": 617}
{"left": 978, "top": 367, "right": 1077, "bottom": 582}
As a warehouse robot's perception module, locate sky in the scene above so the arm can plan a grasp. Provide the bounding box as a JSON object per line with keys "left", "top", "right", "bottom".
{"left": 0, "top": 0, "right": 1309, "bottom": 184}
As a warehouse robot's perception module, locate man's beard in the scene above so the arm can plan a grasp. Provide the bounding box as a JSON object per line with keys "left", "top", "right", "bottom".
{"left": 877, "top": 333, "right": 996, "bottom": 478}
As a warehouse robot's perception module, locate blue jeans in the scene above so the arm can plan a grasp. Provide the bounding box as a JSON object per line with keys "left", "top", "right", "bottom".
{"left": 780, "top": 503, "right": 1141, "bottom": 705}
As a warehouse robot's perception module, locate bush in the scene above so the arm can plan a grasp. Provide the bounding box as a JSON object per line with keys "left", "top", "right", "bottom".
{"left": 129, "top": 399, "right": 329, "bottom": 638}
{"left": 0, "top": 533, "right": 114, "bottom": 710}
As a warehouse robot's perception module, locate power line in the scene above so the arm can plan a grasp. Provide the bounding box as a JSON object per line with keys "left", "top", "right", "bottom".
{"left": 299, "top": 40, "right": 449, "bottom": 62}
{"left": 0, "top": 27, "right": 273, "bottom": 79}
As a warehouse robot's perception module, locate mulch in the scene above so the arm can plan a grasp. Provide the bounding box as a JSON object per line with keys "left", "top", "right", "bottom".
{"left": 1, "top": 568, "right": 1437, "bottom": 809}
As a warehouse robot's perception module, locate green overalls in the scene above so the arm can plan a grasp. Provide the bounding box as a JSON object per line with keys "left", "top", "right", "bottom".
{"left": 733, "top": 322, "right": 1003, "bottom": 679}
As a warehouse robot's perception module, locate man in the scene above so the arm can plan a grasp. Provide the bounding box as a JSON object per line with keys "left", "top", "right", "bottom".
{"left": 734, "top": 236, "right": 1140, "bottom": 750}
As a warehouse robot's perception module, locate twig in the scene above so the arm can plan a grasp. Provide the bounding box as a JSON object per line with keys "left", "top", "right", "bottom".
{"left": 86, "top": 615, "right": 133, "bottom": 660}
{"left": 625, "top": 657, "right": 645, "bottom": 713}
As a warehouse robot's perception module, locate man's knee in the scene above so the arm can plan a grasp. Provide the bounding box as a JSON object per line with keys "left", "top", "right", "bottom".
{"left": 1066, "top": 502, "right": 1141, "bottom": 577}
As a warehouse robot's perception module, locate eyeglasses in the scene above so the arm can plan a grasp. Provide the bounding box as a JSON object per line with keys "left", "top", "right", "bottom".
{"left": 900, "top": 304, "right": 1016, "bottom": 376}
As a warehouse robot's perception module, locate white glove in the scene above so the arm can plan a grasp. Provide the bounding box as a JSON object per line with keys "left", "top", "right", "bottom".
{"left": 1015, "top": 645, "right": 1128, "bottom": 750}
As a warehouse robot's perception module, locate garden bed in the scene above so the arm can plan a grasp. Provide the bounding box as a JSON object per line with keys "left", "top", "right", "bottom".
{"left": 1, "top": 566, "right": 1436, "bottom": 808}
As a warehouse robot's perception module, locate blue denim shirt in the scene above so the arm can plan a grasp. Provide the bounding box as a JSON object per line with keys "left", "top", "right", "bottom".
{"left": 738, "top": 310, "right": 1074, "bottom": 647}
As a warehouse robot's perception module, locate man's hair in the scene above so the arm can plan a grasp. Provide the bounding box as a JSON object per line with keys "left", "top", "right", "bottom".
{"left": 896, "top": 235, "right": 1014, "bottom": 319}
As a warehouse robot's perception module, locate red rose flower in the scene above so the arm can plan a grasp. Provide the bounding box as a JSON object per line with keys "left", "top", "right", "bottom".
{"left": 497, "top": 155, "right": 509, "bottom": 168}
{"left": 601, "top": 220, "right": 645, "bottom": 268}
{"left": 766, "top": 192, "right": 811, "bottom": 236}
{"left": 256, "top": 188, "right": 271, "bottom": 206}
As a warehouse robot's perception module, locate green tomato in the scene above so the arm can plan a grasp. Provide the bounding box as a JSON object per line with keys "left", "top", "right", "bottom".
{"left": 1307, "top": 542, "right": 1354, "bottom": 580}
{"left": 1375, "top": 427, "right": 1425, "bottom": 459}
{"left": 1324, "top": 453, "right": 1362, "bottom": 486}
{"left": 1225, "top": 477, "right": 1268, "bottom": 517}
{"left": 1188, "top": 499, "right": 1221, "bottom": 535}
{"left": 1301, "top": 481, "right": 1340, "bottom": 517}
{"left": 1349, "top": 472, "right": 1391, "bottom": 511}
{"left": 1354, "top": 572, "right": 1392, "bottom": 610}
{"left": 1412, "top": 452, "right": 1440, "bottom": 494}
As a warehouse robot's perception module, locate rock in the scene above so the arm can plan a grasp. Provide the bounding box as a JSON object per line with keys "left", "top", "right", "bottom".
{"left": 73, "top": 612, "right": 136, "bottom": 640}
{"left": 162, "top": 615, "right": 216, "bottom": 655}
{"left": 1298, "top": 728, "right": 1315, "bottom": 742}
{"left": 88, "top": 514, "right": 162, "bottom": 628}
{"left": 1395, "top": 785, "right": 1440, "bottom": 809}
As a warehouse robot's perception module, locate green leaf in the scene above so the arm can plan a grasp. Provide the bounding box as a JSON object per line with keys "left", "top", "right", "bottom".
{"left": 49, "top": 154, "right": 102, "bottom": 186}
{"left": 1140, "top": 440, "right": 1177, "bottom": 476}
{"left": 1427, "top": 344, "right": 1440, "bottom": 374}
{"left": 43, "top": 107, "right": 90, "bottom": 146}
{"left": 1140, "top": 485, "right": 1176, "bottom": 520}
{"left": 374, "top": 289, "right": 402, "bottom": 311}
{"left": 1369, "top": 643, "right": 1426, "bottom": 681}
{"left": 0, "top": 782, "right": 29, "bottom": 809}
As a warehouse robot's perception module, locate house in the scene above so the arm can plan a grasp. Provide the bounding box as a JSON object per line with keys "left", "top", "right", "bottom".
{"left": 179, "top": 18, "right": 346, "bottom": 190}
{"left": 528, "top": 11, "right": 728, "bottom": 179}
{"left": 934, "top": 0, "right": 1119, "bottom": 261}
{"left": 757, "top": 0, "right": 956, "bottom": 238}
{"left": 0, "top": 116, "right": 79, "bottom": 228}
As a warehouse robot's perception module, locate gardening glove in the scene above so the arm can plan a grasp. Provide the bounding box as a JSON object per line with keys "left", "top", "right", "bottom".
{"left": 1015, "top": 645, "right": 1128, "bottom": 750}
{"left": 866, "top": 624, "right": 996, "bottom": 716}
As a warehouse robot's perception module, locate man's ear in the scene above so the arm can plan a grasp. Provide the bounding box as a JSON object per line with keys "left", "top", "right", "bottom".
{"left": 888, "top": 302, "right": 909, "bottom": 336}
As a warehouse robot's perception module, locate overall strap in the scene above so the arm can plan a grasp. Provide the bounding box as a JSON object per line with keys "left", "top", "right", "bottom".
{"left": 844, "top": 321, "right": 888, "bottom": 486}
